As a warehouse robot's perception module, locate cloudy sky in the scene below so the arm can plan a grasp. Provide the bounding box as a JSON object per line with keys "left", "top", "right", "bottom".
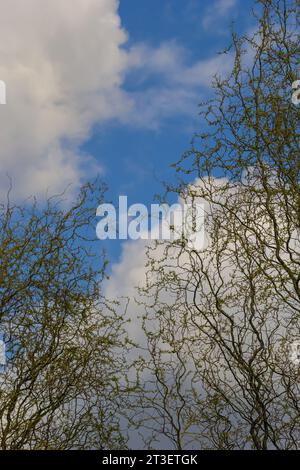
{"left": 0, "top": 0, "right": 254, "bottom": 266}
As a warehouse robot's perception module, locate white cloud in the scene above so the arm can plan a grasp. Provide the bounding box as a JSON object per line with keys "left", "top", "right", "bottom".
{"left": 104, "top": 178, "right": 214, "bottom": 343}
{"left": 0, "top": 0, "right": 130, "bottom": 198}
{"left": 122, "top": 42, "right": 234, "bottom": 128}
{"left": 129, "top": 41, "right": 233, "bottom": 87}
{"left": 202, "top": 0, "right": 238, "bottom": 31}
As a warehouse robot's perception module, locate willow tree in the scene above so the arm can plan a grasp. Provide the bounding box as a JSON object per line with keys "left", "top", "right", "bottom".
{"left": 136, "top": 0, "right": 300, "bottom": 450}
{"left": 0, "top": 183, "right": 130, "bottom": 449}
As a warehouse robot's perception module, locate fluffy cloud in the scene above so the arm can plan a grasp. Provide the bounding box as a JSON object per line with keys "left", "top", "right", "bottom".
{"left": 0, "top": 0, "right": 130, "bottom": 198}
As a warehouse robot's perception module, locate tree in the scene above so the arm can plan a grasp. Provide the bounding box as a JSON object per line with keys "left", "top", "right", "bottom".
{"left": 136, "top": 0, "right": 300, "bottom": 449}
{"left": 0, "top": 182, "right": 131, "bottom": 449}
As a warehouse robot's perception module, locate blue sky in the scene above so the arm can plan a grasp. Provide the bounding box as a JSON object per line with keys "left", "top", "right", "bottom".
{"left": 83, "top": 0, "right": 255, "bottom": 264}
